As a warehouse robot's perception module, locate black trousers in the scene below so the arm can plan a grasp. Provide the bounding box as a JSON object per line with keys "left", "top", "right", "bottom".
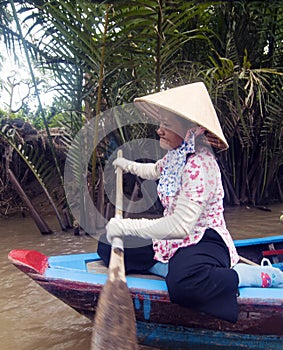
{"left": 97, "top": 234, "right": 156, "bottom": 274}
{"left": 166, "top": 229, "right": 239, "bottom": 323}
{"left": 98, "top": 229, "right": 239, "bottom": 323}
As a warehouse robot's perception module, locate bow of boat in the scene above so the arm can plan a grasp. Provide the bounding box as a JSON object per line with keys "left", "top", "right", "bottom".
{"left": 8, "top": 249, "right": 49, "bottom": 275}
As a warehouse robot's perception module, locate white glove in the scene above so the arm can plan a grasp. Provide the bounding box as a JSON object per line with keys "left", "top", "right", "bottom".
{"left": 106, "top": 192, "right": 202, "bottom": 243}
{"left": 113, "top": 157, "right": 160, "bottom": 180}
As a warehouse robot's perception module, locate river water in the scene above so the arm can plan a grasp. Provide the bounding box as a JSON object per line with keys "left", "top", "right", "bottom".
{"left": 1, "top": 204, "right": 282, "bottom": 350}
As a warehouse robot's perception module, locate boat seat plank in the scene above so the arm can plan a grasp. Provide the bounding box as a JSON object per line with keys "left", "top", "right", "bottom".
{"left": 87, "top": 260, "right": 163, "bottom": 280}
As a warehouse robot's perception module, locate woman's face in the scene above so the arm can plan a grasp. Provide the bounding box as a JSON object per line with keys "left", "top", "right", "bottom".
{"left": 156, "top": 110, "right": 188, "bottom": 150}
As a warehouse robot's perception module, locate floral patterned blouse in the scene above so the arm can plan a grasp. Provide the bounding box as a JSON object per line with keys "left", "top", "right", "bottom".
{"left": 153, "top": 147, "right": 239, "bottom": 267}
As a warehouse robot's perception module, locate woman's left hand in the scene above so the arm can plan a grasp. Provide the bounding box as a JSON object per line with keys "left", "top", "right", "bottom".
{"left": 106, "top": 217, "right": 124, "bottom": 243}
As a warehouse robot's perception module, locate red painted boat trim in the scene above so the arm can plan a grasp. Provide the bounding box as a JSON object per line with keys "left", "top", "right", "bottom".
{"left": 8, "top": 249, "right": 48, "bottom": 275}
{"left": 263, "top": 249, "right": 283, "bottom": 257}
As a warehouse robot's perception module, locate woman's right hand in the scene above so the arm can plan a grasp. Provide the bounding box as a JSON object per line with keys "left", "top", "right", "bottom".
{"left": 112, "top": 156, "right": 132, "bottom": 172}
{"left": 112, "top": 156, "right": 160, "bottom": 180}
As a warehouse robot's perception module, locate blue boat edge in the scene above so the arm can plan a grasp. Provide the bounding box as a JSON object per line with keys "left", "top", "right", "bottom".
{"left": 137, "top": 321, "right": 283, "bottom": 349}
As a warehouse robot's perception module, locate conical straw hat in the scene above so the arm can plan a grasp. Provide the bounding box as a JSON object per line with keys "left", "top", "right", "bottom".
{"left": 134, "top": 82, "right": 228, "bottom": 150}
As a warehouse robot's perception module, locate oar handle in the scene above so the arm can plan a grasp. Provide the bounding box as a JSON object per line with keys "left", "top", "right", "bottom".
{"left": 115, "top": 149, "right": 123, "bottom": 219}
{"left": 112, "top": 149, "right": 124, "bottom": 250}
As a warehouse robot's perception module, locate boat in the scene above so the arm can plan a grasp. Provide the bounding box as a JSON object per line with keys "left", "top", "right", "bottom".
{"left": 8, "top": 235, "right": 283, "bottom": 349}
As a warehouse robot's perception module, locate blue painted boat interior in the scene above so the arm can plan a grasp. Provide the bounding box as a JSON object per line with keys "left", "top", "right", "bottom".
{"left": 47, "top": 248, "right": 283, "bottom": 300}
{"left": 48, "top": 252, "right": 168, "bottom": 292}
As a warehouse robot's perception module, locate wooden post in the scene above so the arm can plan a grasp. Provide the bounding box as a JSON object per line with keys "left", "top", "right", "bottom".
{"left": 8, "top": 169, "right": 53, "bottom": 234}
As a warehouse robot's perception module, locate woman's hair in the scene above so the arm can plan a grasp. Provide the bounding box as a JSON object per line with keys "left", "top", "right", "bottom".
{"left": 195, "top": 133, "right": 211, "bottom": 149}
{"left": 178, "top": 116, "right": 197, "bottom": 130}
{"left": 178, "top": 116, "right": 211, "bottom": 149}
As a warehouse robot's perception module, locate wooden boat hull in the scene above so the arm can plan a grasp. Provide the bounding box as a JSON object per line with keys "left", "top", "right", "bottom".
{"left": 8, "top": 235, "right": 283, "bottom": 349}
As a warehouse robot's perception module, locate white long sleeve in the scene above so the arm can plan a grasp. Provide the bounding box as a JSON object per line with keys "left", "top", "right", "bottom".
{"left": 106, "top": 192, "right": 202, "bottom": 242}
{"left": 113, "top": 157, "right": 161, "bottom": 180}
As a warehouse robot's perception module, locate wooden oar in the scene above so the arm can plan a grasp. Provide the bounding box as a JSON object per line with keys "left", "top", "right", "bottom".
{"left": 91, "top": 150, "right": 138, "bottom": 350}
{"left": 238, "top": 255, "right": 259, "bottom": 266}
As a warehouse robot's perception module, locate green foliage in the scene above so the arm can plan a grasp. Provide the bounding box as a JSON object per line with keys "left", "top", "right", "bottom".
{"left": 0, "top": 121, "right": 66, "bottom": 228}
{"left": 0, "top": 108, "right": 7, "bottom": 120}
{"left": 0, "top": 122, "right": 52, "bottom": 190}
{"left": 0, "top": 0, "right": 282, "bottom": 205}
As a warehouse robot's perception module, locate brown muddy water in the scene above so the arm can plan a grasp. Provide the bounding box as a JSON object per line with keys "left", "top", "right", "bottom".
{"left": 1, "top": 204, "right": 282, "bottom": 350}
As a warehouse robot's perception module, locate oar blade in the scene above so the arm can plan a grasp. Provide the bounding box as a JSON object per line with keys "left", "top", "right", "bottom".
{"left": 91, "top": 278, "right": 138, "bottom": 350}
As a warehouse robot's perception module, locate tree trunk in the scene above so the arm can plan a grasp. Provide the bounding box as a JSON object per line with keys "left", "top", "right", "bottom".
{"left": 8, "top": 169, "right": 53, "bottom": 234}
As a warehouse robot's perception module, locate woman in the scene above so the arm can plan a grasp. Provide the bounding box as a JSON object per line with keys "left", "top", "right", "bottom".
{"left": 103, "top": 82, "right": 283, "bottom": 323}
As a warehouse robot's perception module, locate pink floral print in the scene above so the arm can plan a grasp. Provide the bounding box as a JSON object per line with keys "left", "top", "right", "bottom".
{"left": 153, "top": 147, "right": 239, "bottom": 266}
